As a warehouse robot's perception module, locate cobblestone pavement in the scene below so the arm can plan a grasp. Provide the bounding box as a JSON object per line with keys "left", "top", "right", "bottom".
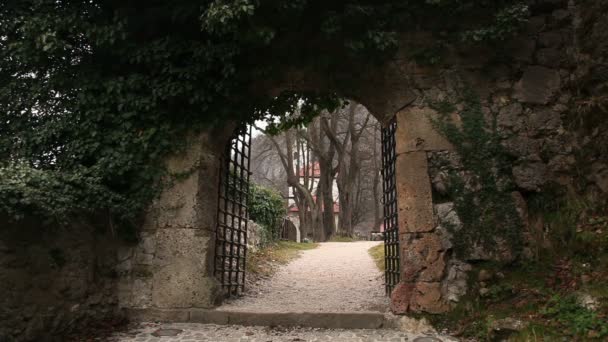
{"left": 111, "top": 323, "right": 458, "bottom": 342}
{"left": 221, "top": 241, "right": 388, "bottom": 312}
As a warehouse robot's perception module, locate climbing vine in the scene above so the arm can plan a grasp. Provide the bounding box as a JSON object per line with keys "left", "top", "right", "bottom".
{"left": 431, "top": 89, "right": 523, "bottom": 259}
{"left": 0, "top": 0, "right": 529, "bottom": 229}
{"left": 248, "top": 183, "right": 286, "bottom": 246}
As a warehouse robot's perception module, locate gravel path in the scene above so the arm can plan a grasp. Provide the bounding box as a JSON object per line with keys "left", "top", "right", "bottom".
{"left": 221, "top": 241, "right": 388, "bottom": 313}
{"left": 112, "top": 323, "right": 456, "bottom": 342}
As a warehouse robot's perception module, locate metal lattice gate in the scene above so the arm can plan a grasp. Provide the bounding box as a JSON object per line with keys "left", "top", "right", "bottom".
{"left": 381, "top": 119, "right": 400, "bottom": 295}
{"left": 214, "top": 126, "right": 252, "bottom": 297}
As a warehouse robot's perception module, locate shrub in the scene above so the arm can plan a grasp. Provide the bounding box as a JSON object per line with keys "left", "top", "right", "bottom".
{"left": 248, "top": 183, "right": 285, "bottom": 246}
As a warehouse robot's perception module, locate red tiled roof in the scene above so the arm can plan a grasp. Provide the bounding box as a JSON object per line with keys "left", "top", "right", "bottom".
{"left": 298, "top": 162, "right": 321, "bottom": 177}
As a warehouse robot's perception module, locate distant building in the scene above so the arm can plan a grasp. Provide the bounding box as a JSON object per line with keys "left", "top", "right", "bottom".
{"left": 286, "top": 161, "right": 340, "bottom": 239}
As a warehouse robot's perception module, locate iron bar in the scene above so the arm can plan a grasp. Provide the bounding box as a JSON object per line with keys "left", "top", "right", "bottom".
{"left": 215, "top": 125, "right": 252, "bottom": 297}
{"left": 381, "top": 119, "right": 400, "bottom": 295}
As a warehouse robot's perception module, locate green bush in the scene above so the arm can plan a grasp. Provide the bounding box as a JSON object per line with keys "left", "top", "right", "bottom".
{"left": 0, "top": 1, "right": 528, "bottom": 229}
{"left": 248, "top": 183, "right": 285, "bottom": 246}
{"left": 542, "top": 294, "right": 608, "bottom": 338}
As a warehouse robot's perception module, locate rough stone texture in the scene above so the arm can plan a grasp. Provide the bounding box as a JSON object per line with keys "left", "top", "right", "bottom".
{"left": 408, "top": 283, "right": 447, "bottom": 314}
{"left": 386, "top": 0, "right": 605, "bottom": 312}
{"left": 112, "top": 322, "right": 457, "bottom": 342}
{"left": 513, "top": 66, "right": 561, "bottom": 105}
{"left": 442, "top": 260, "right": 471, "bottom": 303}
{"left": 116, "top": 0, "right": 608, "bottom": 316}
{"left": 401, "top": 234, "right": 447, "bottom": 283}
{"left": 4, "top": 3, "right": 608, "bottom": 338}
{"left": 390, "top": 282, "right": 447, "bottom": 314}
{"left": 395, "top": 152, "right": 435, "bottom": 234}
{"left": 497, "top": 103, "right": 524, "bottom": 132}
{"left": 0, "top": 218, "right": 121, "bottom": 341}
{"left": 512, "top": 162, "right": 549, "bottom": 192}
{"left": 395, "top": 107, "right": 454, "bottom": 154}
{"left": 119, "top": 130, "right": 232, "bottom": 311}
{"left": 434, "top": 203, "right": 461, "bottom": 231}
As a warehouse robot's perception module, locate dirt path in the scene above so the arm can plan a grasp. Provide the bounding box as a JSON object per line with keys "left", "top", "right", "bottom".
{"left": 221, "top": 241, "right": 388, "bottom": 313}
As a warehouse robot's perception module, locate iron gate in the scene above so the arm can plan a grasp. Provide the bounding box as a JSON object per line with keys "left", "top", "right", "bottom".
{"left": 214, "top": 125, "right": 252, "bottom": 297}
{"left": 381, "top": 119, "right": 400, "bottom": 295}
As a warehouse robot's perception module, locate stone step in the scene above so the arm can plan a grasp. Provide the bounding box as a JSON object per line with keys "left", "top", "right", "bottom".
{"left": 126, "top": 308, "right": 391, "bottom": 330}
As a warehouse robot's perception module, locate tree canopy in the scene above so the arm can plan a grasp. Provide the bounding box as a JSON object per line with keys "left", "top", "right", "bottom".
{"left": 0, "top": 0, "right": 528, "bottom": 229}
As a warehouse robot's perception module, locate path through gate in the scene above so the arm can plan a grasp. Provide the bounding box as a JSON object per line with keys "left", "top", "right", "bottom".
{"left": 214, "top": 126, "right": 252, "bottom": 297}
{"left": 381, "top": 119, "right": 400, "bottom": 295}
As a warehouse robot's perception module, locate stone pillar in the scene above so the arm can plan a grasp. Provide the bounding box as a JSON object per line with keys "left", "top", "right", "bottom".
{"left": 117, "top": 129, "right": 233, "bottom": 309}
{"left": 390, "top": 107, "right": 454, "bottom": 314}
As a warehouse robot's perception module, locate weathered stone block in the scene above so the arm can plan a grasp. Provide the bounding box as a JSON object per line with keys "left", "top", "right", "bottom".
{"left": 390, "top": 282, "right": 414, "bottom": 313}
{"left": 539, "top": 31, "right": 564, "bottom": 48}
{"left": 131, "top": 277, "right": 154, "bottom": 308}
{"left": 151, "top": 228, "right": 220, "bottom": 308}
{"left": 155, "top": 172, "right": 202, "bottom": 229}
{"left": 390, "top": 282, "right": 447, "bottom": 314}
{"left": 435, "top": 202, "right": 462, "bottom": 231}
{"left": 514, "top": 66, "right": 561, "bottom": 104}
{"left": 152, "top": 268, "right": 221, "bottom": 308}
{"left": 505, "top": 37, "right": 536, "bottom": 63}
{"left": 395, "top": 107, "right": 454, "bottom": 154}
{"left": 154, "top": 229, "right": 213, "bottom": 267}
{"left": 409, "top": 282, "right": 447, "bottom": 313}
{"left": 527, "top": 108, "right": 562, "bottom": 136}
{"left": 152, "top": 133, "right": 223, "bottom": 230}
{"left": 395, "top": 152, "right": 435, "bottom": 233}
{"left": 401, "top": 233, "right": 447, "bottom": 282}
{"left": 497, "top": 103, "right": 524, "bottom": 132}
{"left": 590, "top": 162, "right": 608, "bottom": 193}
{"left": 442, "top": 260, "right": 472, "bottom": 302}
{"left": 536, "top": 48, "right": 566, "bottom": 68}
{"left": 512, "top": 162, "right": 548, "bottom": 191}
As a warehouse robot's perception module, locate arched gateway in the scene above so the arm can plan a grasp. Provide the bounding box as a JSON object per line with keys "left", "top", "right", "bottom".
{"left": 117, "top": 52, "right": 461, "bottom": 315}
{"left": 118, "top": 7, "right": 577, "bottom": 314}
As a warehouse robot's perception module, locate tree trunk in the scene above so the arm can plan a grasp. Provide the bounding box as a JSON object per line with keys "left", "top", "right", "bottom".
{"left": 311, "top": 205, "right": 324, "bottom": 242}
{"left": 372, "top": 169, "right": 382, "bottom": 231}
{"left": 318, "top": 158, "right": 336, "bottom": 241}
{"left": 337, "top": 169, "right": 355, "bottom": 237}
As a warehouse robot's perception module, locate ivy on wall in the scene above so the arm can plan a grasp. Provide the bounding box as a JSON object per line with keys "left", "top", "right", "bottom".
{"left": 431, "top": 89, "right": 523, "bottom": 259}
{"left": 0, "top": 0, "right": 529, "bottom": 230}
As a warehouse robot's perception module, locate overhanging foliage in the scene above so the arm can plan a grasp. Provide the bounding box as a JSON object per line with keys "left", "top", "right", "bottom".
{"left": 0, "top": 0, "right": 528, "bottom": 228}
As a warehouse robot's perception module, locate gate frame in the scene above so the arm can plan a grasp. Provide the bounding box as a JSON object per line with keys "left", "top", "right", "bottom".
{"left": 381, "top": 118, "right": 400, "bottom": 295}
{"left": 214, "top": 125, "right": 252, "bottom": 297}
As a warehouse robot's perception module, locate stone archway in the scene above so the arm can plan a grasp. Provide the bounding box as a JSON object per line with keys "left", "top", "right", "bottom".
{"left": 118, "top": 0, "right": 576, "bottom": 313}
{"left": 118, "top": 100, "right": 449, "bottom": 315}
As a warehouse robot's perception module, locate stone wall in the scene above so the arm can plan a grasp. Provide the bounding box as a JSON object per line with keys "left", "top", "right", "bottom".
{"left": 0, "top": 128, "right": 237, "bottom": 341}
{"left": 0, "top": 218, "right": 121, "bottom": 341}
{"left": 113, "top": 0, "right": 607, "bottom": 315}
{"left": 5, "top": 2, "right": 607, "bottom": 335}
{"left": 389, "top": 0, "right": 608, "bottom": 313}
{"left": 116, "top": 128, "right": 234, "bottom": 310}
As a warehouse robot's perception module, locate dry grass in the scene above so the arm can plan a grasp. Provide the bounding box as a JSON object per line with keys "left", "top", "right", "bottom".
{"left": 246, "top": 241, "right": 319, "bottom": 279}
{"left": 368, "top": 243, "right": 385, "bottom": 272}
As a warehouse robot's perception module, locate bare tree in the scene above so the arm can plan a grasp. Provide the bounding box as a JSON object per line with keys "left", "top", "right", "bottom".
{"left": 299, "top": 114, "right": 338, "bottom": 240}
{"left": 322, "top": 102, "right": 372, "bottom": 237}
{"left": 263, "top": 127, "right": 323, "bottom": 241}
{"left": 252, "top": 100, "right": 380, "bottom": 240}
{"left": 250, "top": 134, "right": 288, "bottom": 196}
